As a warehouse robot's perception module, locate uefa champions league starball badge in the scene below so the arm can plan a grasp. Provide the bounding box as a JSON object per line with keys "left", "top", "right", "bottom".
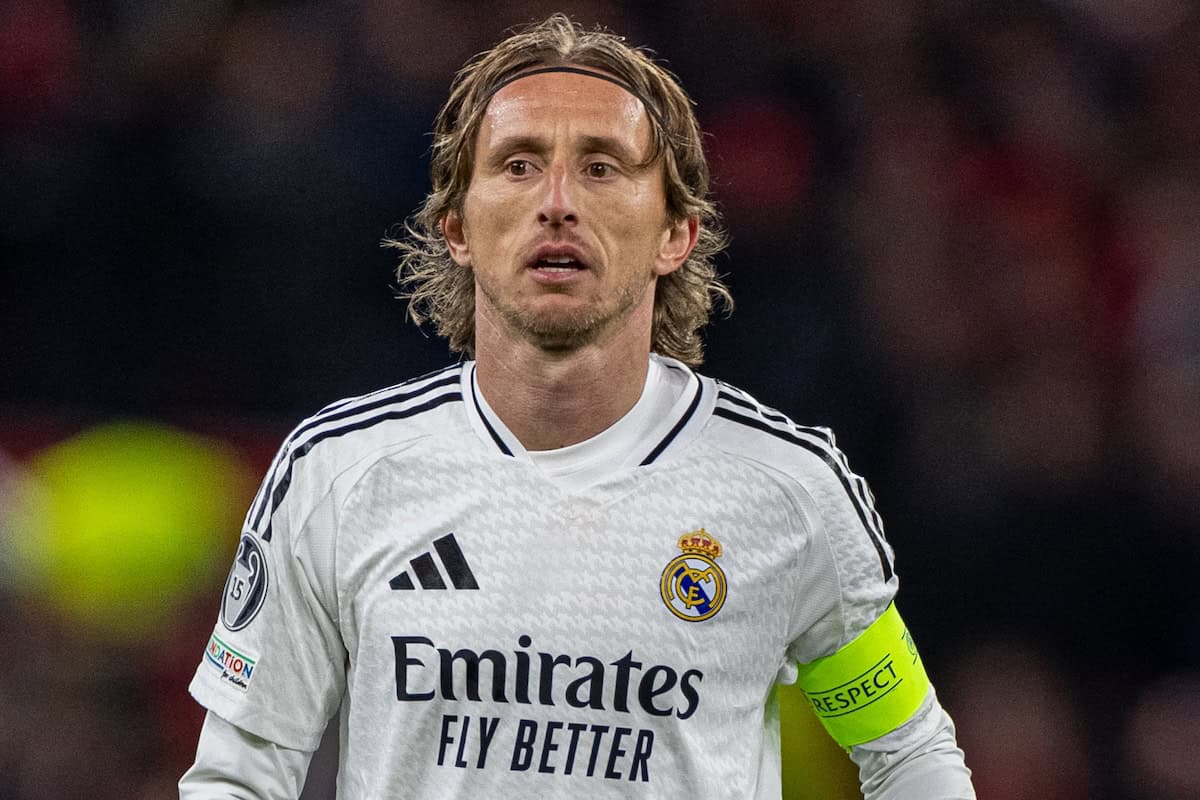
{"left": 221, "top": 532, "right": 269, "bottom": 631}
{"left": 660, "top": 529, "right": 727, "bottom": 622}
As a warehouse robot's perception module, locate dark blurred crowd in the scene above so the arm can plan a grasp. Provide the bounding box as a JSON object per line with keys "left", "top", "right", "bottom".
{"left": 2, "top": 1, "right": 1198, "bottom": 798}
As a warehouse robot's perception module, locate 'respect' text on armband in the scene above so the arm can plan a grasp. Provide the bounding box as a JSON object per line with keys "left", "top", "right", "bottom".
{"left": 795, "top": 603, "right": 930, "bottom": 749}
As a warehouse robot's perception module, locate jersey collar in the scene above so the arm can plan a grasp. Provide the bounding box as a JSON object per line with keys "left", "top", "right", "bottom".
{"left": 461, "top": 355, "right": 712, "bottom": 483}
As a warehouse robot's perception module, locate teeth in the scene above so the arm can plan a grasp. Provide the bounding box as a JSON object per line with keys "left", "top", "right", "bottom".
{"left": 543, "top": 257, "right": 573, "bottom": 264}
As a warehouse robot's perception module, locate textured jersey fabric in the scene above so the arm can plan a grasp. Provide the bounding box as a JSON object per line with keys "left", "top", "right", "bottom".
{"left": 189, "top": 355, "right": 926, "bottom": 798}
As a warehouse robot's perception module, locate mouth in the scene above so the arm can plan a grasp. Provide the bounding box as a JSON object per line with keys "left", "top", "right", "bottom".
{"left": 527, "top": 244, "right": 590, "bottom": 275}
{"left": 532, "top": 257, "right": 584, "bottom": 273}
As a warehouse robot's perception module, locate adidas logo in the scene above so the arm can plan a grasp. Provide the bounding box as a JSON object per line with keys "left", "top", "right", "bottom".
{"left": 389, "top": 533, "right": 479, "bottom": 591}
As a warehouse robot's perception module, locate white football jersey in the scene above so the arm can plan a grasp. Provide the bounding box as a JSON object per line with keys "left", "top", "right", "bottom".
{"left": 189, "top": 354, "right": 899, "bottom": 798}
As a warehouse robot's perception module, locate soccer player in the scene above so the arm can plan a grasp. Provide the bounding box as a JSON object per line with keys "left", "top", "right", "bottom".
{"left": 180, "top": 14, "right": 975, "bottom": 799}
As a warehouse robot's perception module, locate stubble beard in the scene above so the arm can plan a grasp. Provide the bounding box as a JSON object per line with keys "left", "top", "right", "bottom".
{"left": 478, "top": 272, "right": 654, "bottom": 353}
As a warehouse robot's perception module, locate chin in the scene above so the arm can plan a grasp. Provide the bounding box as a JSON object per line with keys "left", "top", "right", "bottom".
{"left": 511, "top": 305, "right": 606, "bottom": 350}
{"left": 522, "top": 317, "right": 601, "bottom": 350}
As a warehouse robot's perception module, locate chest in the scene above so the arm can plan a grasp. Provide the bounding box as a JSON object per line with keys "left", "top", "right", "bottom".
{"left": 333, "top": 451, "right": 805, "bottom": 716}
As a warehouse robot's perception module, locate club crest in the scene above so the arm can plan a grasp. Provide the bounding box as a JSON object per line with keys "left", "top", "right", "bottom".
{"left": 660, "top": 529, "right": 727, "bottom": 622}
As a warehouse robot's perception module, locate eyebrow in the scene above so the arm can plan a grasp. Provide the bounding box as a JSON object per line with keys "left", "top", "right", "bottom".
{"left": 578, "top": 135, "right": 646, "bottom": 166}
{"left": 485, "top": 135, "right": 548, "bottom": 166}
{"left": 483, "top": 134, "right": 649, "bottom": 169}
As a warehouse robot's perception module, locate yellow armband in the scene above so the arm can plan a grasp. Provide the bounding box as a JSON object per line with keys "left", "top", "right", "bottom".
{"left": 796, "top": 603, "right": 930, "bottom": 749}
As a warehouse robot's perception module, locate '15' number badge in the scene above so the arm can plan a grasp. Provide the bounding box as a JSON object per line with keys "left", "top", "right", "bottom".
{"left": 221, "top": 532, "right": 269, "bottom": 631}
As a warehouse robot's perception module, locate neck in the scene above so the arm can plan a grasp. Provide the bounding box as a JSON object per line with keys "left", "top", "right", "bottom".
{"left": 473, "top": 307, "right": 653, "bottom": 452}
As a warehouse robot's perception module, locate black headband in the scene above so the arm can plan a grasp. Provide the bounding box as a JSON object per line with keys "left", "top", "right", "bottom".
{"left": 481, "top": 66, "right": 668, "bottom": 133}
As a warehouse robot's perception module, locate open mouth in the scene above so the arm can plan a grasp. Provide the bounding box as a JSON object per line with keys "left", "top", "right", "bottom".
{"left": 532, "top": 256, "right": 585, "bottom": 272}
{"left": 527, "top": 243, "right": 591, "bottom": 278}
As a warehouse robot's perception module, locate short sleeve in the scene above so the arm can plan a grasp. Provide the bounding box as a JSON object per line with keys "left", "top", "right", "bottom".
{"left": 782, "top": 431, "right": 898, "bottom": 671}
{"left": 776, "top": 436, "right": 937, "bottom": 749}
{"left": 188, "top": 439, "right": 346, "bottom": 752}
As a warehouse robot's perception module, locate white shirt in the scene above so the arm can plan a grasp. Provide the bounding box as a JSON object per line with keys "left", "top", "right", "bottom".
{"left": 181, "top": 355, "right": 973, "bottom": 798}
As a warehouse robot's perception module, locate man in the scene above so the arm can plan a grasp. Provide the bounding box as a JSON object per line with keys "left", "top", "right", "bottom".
{"left": 181, "top": 14, "right": 975, "bottom": 799}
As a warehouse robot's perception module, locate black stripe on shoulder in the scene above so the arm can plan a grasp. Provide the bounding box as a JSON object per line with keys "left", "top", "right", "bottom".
{"left": 718, "top": 391, "right": 884, "bottom": 534}
{"left": 640, "top": 377, "right": 703, "bottom": 466}
{"left": 716, "top": 390, "right": 755, "bottom": 414}
{"left": 716, "top": 386, "right": 794, "bottom": 427}
{"left": 245, "top": 445, "right": 288, "bottom": 533}
{"left": 297, "top": 370, "right": 462, "bottom": 445}
{"left": 259, "top": 389, "right": 461, "bottom": 541}
{"left": 712, "top": 404, "right": 894, "bottom": 582}
{"left": 787, "top": 421, "right": 888, "bottom": 543}
{"left": 251, "top": 373, "right": 462, "bottom": 533}
{"left": 318, "top": 363, "right": 460, "bottom": 415}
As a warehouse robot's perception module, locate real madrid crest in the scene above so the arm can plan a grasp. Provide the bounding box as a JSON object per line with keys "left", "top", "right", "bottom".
{"left": 660, "top": 529, "right": 727, "bottom": 622}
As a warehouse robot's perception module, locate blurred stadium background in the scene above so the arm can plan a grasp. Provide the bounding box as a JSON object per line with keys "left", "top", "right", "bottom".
{"left": 2, "top": 1, "right": 1198, "bottom": 797}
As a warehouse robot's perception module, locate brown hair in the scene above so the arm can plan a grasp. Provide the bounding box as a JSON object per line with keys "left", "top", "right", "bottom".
{"left": 386, "top": 13, "right": 730, "bottom": 364}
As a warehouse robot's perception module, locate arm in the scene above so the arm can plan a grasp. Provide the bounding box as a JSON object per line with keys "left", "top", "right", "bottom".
{"left": 179, "top": 711, "right": 313, "bottom": 800}
{"left": 850, "top": 689, "right": 975, "bottom": 800}
{"left": 772, "top": 426, "right": 975, "bottom": 798}
{"left": 185, "top": 427, "right": 346, "bottom": 791}
{"left": 793, "top": 601, "right": 976, "bottom": 800}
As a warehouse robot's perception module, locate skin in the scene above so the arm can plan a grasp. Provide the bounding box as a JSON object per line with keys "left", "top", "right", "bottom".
{"left": 443, "top": 70, "right": 698, "bottom": 450}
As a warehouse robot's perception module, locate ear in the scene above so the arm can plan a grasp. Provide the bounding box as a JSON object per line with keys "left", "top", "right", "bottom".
{"left": 654, "top": 215, "right": 699, "bottom": 277}
{"left": 442, "top": 210, "right": 472, "bottom": 267}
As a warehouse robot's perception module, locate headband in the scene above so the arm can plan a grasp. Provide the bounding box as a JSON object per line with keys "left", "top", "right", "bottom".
{"left": 481, "top": 66, "right": 668, "bottom": 133}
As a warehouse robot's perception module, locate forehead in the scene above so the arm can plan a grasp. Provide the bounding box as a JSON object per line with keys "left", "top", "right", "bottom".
{"left": 477, "top": 71, "right": 652, "bottom": 152}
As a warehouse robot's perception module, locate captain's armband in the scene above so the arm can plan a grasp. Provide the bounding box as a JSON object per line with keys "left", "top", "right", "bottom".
{"left": 795, "top": 603, "right": 930, "bottom": 749}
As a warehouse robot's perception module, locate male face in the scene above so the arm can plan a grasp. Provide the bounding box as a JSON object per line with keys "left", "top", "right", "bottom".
{"left": 442, "top": 70, "right": 697, "bottom": 352}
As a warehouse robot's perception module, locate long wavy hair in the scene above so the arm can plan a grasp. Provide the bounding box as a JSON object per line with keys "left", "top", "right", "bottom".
{"left": 386, "top": 13, "right": 731, "bottom": 364}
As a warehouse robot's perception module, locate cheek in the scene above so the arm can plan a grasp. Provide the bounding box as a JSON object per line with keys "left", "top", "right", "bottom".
{"left": 461, "top": 193, "right": 504, "bottom": 245}
{"left": 606, "top": 192, "right": 669, "bottom": 248}
{"left": 460, "top": 192, "right": 527, "bottom": 270}
{"left": 621, "top": 220, "right": 665, "bottom": 252}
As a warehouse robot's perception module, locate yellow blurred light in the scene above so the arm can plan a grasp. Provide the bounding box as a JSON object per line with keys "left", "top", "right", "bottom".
{"left": 16, "top": 421, "right": 254, "bottom": 641}
{"left": 779, "top": 681, "right": 862, "bottom": 799}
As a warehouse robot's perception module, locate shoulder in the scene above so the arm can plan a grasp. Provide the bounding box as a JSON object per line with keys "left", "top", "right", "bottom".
{"left": 286, "top": 363, "right": 466, "bottom": 465}
{"left": 702, "top": 377, "right": 895, "bottom": 583}
{"left": 703, "top": 377, "right": 850, "bottom": 484}
{"left": 250, "top": 364, "right": 467, "bottom": 541}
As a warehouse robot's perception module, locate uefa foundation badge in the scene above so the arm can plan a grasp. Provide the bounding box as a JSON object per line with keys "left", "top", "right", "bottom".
{"left": 660, "top": 529, "right": 727, "bottom": 622}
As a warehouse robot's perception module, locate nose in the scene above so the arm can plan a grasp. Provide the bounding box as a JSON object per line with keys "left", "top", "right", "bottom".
{"left": 536, "top": 164, "right": 578, "bottom": 227}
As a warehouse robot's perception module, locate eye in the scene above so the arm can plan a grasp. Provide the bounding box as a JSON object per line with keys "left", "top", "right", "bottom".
{"left": 587, "top": 162, "right": 615, "bottom": 178}
{"left": 505, "top": 160, "right": 530, "bottom": 176}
